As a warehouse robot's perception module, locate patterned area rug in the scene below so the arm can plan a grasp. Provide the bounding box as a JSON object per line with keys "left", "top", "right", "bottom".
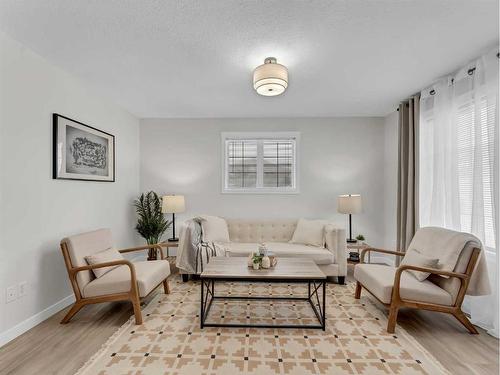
{"left": 76, "top": 279, "right": 449, "bottom": 375}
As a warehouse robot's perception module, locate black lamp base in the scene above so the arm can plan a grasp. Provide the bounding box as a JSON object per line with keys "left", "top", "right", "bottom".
{"left": 168, "top": 237, "right": 179, "bottom": 242}
{"left": 346, "top": 239, "right": 357, "bottom": 243}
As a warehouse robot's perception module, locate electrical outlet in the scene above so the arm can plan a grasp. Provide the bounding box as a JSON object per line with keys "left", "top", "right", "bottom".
{"left": 19, "top": 281, "right": 28, "bottom": 297}
{"left": 6, "top": 285, "right": 17, "bottom": 303}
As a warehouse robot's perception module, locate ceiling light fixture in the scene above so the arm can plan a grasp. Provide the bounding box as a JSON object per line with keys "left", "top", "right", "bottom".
{"left": 253, "top": 57, "right": 288, "bottom": 96}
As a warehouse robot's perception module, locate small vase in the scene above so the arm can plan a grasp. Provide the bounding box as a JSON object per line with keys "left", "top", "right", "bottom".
{"left": 252, "top": 262, "right": 260, "bottom": 270}
{"left": 261, "top": 256, "right": 271, "bottom": 269}
{"left": 147, "top": 246, "right": 157, "bottom": 261}
{"left": 247, "top": 253, "right": 254, "bottom": 267}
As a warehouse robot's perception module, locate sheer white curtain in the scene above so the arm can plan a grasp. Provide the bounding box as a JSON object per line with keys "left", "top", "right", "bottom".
{"left": 419, "top": 48, "right": 499, "bottom": 337}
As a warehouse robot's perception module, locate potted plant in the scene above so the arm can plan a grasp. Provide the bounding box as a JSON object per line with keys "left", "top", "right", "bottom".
{"left": 134, "top": 191, "right": 171, "bottom": 260}
{"left": 252, "top": 253, "right": 262, "bottom": 270}
{"left": 356, "top": 234, "right": 365, "bottom": 243}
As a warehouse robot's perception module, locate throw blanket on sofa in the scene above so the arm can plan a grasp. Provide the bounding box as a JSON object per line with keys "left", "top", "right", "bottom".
{"left": 176, "top": 219, "right": 226, "bottom": 274}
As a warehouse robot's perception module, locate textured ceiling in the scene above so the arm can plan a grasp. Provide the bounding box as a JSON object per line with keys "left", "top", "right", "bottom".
{"left": 0, "top": 1, "right": 498, "bottom": 118}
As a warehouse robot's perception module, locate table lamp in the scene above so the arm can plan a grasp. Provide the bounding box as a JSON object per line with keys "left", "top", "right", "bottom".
{"left": 337, "top": 194, "right": 362, "bottom": 243}
{"left": 162, "top": 195, "right": 185, "bottom": 242}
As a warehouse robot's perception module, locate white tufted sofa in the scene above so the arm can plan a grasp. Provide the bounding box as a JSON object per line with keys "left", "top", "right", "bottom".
{"left": 220, "top": 219, "right": 347, "bottom": 283}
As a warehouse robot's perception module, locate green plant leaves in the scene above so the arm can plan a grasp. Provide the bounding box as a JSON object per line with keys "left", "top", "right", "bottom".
{"left": 134, "top": 191, "right": 172, "bottom": 244}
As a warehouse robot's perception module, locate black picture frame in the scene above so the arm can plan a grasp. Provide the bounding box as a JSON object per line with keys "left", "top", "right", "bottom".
{"left": 53, "top": 113, "right": 115, "bottom": 182}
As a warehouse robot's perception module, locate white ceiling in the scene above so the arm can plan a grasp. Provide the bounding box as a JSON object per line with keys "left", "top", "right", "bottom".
{"left": 0, "top": 1, "right": 498, "bottom": 118}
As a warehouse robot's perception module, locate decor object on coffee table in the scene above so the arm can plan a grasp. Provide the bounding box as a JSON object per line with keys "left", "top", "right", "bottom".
{"left": 162, "top": 195, "right": 185, "bottom": 242}
{"left": 354, "top": 227, "right": 491, "bottom": 333}
{"left": 134, "top": 191, "right": 171, "bottom": 260}
{"left": 60, "top": 228, "right": 171, "bottom": 325}
{"left": 337, "top": 194, "right": 362, "bottom": 243}
{"left": 53, "top": 113, "right": 115, "bottom": 182}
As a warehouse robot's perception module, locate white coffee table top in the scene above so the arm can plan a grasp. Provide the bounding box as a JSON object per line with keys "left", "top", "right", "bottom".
{"left": 200, "top": 257, "right": 326, "bottom": 280}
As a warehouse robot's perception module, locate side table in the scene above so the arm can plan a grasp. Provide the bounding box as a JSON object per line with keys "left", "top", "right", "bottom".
{"left": 159, "top": 240, "right": 179, "bottom": 258}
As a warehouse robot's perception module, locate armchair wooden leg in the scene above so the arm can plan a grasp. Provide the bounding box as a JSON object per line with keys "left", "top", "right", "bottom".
{"left": 453, "top": 310, "right": 479, "bottom": 334}
{"left": 387, "top": 305, "right": 399, "bottom": 333}
{"left": 163, "top": 279, "right": 170, "bottom": 294}
{"left": 132, "top": 297, "right": 143, "bottom": 325}
{"left": 60, "top": 302, "right": 84, "bottom": 324}
{"left": 354, "top": 282, "right": 362, "bottom": 299}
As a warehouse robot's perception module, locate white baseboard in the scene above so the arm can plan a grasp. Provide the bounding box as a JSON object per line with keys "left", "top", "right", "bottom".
{"left": 0, "top": 294, "right": 75, "bottom": 348}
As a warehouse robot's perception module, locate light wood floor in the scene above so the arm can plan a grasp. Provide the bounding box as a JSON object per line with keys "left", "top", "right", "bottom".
{"left": 0, "top": 270, "right": 498, "bottom": 375}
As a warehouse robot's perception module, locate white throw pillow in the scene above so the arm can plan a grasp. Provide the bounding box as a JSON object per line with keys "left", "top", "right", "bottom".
{"left": 290, "top": 219, "right": 327, "bottom": 247}
{"left": 198, "top": 215, "right": 230, "bottom": 243}
{"left": 400, "top": 248, "right": 440, "bottom": 281}
{"left": 85, "top": 248, "right": 124, "bottom": 279}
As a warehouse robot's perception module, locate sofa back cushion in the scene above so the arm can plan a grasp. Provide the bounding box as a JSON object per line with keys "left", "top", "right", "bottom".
{"left": 290, "top": 219, "right": 328, "bottom": 247}
{"left": 226, "top": 219, "right": 297, "bottom": 243}
{"left": 61, "top": 228, "right": 114, "bottom": 291}
{"left": 197, "top": 215, "right": 230, "bottom": 243}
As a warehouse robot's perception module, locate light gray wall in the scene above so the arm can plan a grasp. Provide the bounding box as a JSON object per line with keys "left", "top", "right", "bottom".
{"left": 0, "top": 31, "right": 140, "bottom": 343}
{"left": 383, "top": 111, "right": 399, "bottom": 250}
{"left": 140, "top": 117, "right": 387, "bottom": 247}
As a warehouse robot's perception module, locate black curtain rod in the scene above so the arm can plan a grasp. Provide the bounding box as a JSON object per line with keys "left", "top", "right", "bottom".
{"left": 396, "top": 52, "right": 499, "bottom": 111}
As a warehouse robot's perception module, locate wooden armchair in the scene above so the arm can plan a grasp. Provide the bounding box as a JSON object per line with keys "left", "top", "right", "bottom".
{"left": 60, "top": 228, "right": 171, "bottom": 325}
{"left": 354, "top": 230, "right": 481, "bottom": 334}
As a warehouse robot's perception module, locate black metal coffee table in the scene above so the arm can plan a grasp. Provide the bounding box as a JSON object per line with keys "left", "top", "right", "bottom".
{"left": 199, "top": 257, "right": 327, "bottom": 330}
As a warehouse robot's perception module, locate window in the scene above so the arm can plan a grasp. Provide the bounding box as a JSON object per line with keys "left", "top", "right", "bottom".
{"left": 419, "top": 59, "right": 497, "bottom": 253}
{"left": 222, "top": 132, "right": 299, "bottom": 193}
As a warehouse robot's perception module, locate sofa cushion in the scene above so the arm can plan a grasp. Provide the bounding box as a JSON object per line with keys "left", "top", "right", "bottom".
{"left": 267, "top": 243, "right": 334, "bottom": 265}
{"left": 226, "top": 219, "right": 297, "bottom": 243}
{"left": 221, "top": 242, "right": 260, "bottom": 255}
{"left": 83, "top": 260, "right": 170, "bottom": 298}
{"left": 354, "top": 264, "right": 453, "bottom": 305}
{"left": 290, "top": 219, "right": 327, "bottom": 247}
{"left": 224, "top": 242, "right": 334, "bottom": 265}
{"left": 198, "top": 215, "right": 230, "bottom": 243}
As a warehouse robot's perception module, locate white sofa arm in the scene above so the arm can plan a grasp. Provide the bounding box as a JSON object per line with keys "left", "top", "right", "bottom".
{"left": 325, "top": 225, "right": 347, "bottom": 276}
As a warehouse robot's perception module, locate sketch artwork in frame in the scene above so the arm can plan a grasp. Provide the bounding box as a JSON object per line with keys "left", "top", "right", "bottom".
{"left": 53, "top": 114, "right": 115, "bottom": 182}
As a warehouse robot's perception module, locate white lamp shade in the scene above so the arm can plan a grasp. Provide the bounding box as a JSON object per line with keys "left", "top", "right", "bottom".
{"left": 162, "top": 195, "right": 185, "bottom": 213}
{"left": 337, "top": 194, "right": 362, "bottom": 214}
{"left": 253, "top": 57, "right": 288, "bottom": 96}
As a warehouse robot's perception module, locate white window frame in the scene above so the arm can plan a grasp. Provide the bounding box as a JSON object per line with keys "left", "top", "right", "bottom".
{"left": 221, "top": 132, "right": 300, "bottom": 194}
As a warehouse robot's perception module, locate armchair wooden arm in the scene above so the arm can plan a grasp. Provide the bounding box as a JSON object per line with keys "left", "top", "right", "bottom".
{"left": 360, "top": 247, "right": 406, "bottom": 263}
{"left": 118, "top": 244, "right": 164, "bottom": 259}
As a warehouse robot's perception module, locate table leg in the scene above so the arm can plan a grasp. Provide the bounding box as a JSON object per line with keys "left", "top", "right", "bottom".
{"left": 200, "top": 279, "right": 204, "bottom": 329}
{"left": 322, "top": 280, "right": 326, "bottom": 331}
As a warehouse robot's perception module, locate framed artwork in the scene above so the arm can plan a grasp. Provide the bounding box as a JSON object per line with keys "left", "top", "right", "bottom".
{"left": 53, "top": 114, "right": 115, "bottom": 182}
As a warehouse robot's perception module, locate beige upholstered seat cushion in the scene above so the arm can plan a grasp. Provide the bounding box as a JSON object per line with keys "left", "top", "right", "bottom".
{"left": 83, "top": 260, "right": 170, "bottom": 298}
{"left": 224, "top": 242, "right": 334, "bottom": 265}
{"left": 354, "top": 264, "right": 453, "bottom": 306}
